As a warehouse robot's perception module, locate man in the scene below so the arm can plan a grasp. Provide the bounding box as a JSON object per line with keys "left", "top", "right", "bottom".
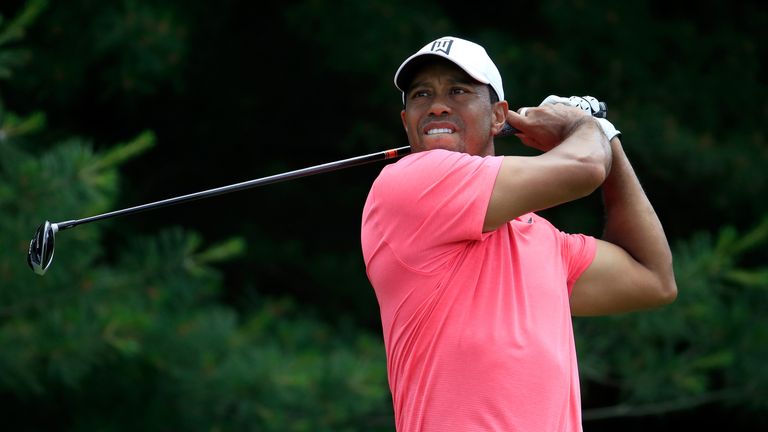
{"left": 360, "top": 36, "right": 677, "bottom": 431}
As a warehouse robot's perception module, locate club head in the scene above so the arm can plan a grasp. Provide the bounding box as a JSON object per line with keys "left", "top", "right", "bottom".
{"left": 28, "top": 220, "right": 57, "bottom": 276}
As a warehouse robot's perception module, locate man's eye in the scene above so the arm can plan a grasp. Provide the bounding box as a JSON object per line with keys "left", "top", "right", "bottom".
{"left": 412, "top": 90, "right": 429, "bottom": 98}
{"left": 451, "top": 88, "right": 468, "bottom": 95}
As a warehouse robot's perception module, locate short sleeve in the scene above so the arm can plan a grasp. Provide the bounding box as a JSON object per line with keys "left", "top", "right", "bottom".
{"left": 363, "top": 149, "right": 503, "bottom": 272}
{"left": 560, "top": 231, "right": 597, "bottom": 294}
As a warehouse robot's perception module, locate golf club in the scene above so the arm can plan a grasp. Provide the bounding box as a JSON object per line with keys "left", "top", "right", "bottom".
{"left": 28, "top": 101, "right": 607, "bottom": 275}
{"left": 27, "top": 144, "right": 412, "bottom": 275}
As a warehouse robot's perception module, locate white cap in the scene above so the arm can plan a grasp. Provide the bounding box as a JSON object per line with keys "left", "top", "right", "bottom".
{"left": 394, "top": 36, "right": 504, "bottom": 102}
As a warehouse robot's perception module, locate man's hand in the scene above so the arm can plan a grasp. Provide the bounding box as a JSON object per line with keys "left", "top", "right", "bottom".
{"left": 547, "top": 95, "right": 621, "bottom": 141}
{"left": 507, "top": 95, "right": 620, "bottom": 151}
{"left": 506, "top": 103, "right": 594, "bottom": 152}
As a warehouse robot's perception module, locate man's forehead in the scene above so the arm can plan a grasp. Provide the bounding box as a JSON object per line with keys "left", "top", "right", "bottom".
{"left": 405, "top": 57, "right": 479, "bottom": 89}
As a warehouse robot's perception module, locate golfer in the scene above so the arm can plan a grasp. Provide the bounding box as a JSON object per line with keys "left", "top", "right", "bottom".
{"left": 360, "top": 36, "right": 677, "bottom": 431}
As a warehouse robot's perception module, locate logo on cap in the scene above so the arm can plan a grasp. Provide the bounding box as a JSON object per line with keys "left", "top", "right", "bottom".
{"left": 429, "top": 39, "right": 453, "bottom": 56}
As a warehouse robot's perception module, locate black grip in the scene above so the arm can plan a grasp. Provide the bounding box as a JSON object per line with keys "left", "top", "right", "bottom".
{"left": 595, "top": 101, "right": 608, "bottom": 118}
{"left": 496, "top": 123, "right": 520, "bottom": 137}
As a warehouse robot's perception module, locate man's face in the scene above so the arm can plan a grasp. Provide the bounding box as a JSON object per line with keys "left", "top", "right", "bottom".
{"left": 400, "top": 59, "right": 506, "bottom": 156}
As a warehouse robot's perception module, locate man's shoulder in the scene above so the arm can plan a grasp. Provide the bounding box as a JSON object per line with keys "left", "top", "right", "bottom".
{"left": 380, "top": 149, "right": 491, "bottom": 177}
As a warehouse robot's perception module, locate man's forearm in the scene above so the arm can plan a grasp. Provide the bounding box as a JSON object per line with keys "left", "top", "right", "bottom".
{"left": 601, "top": 137, "right": 677, "bottom": 298}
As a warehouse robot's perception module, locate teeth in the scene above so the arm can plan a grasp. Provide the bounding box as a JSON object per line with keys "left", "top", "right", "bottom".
{"left": 426, "top": 128, "right": 453, "bottom": 135}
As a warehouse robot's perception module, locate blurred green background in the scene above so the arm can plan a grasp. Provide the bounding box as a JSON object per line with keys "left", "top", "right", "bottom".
{"left": 1, "top": 0, "right": 766, "bottom": 430}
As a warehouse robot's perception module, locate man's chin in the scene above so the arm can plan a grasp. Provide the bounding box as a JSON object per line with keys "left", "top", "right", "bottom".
{"left": 419, "top": 136, "right": 462, "bottom": 152}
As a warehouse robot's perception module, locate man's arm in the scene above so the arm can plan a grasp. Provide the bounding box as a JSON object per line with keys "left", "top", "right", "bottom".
{"left": 570, "top": 136, "right": 678, "bottom": 316}
{"left": 484, "top": 104, "right": 612, "bottom": 232}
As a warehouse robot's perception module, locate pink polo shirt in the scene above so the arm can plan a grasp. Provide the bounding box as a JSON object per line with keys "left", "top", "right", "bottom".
{"left": 361, "top": 149, "right": 596, "bottom": 431}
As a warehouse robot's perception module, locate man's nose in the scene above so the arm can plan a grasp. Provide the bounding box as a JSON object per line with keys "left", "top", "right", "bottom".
{"left": 427, "top": 94, "right": 452, "bottom": 116}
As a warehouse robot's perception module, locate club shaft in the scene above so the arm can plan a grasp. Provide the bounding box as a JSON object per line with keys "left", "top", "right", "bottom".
{"left": 52, "top": 104, "right": 604, "bottom": 231}
{"left": 55, "top": 146, "right": 412, "bottom": 231}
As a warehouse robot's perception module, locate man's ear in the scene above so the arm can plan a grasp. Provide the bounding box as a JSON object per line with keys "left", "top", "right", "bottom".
{"left": 491, "top": 100, "right": 509, "bottom": 135}
{"left": 401, "top": 109, "right": 408, "bottom": 133}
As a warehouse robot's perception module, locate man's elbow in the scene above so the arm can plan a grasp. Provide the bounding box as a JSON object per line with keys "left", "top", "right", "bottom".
{"left": 583, "top": 134, "right": 612, "bottom": 190}
{"left": 660, "top": 278, "right": 678, "bottom": 304}
{"left": 650, "top": 272, "right": 678, "bottom": 307}
{"left": 576, "top": 157, "right": 609, "bottom": 198}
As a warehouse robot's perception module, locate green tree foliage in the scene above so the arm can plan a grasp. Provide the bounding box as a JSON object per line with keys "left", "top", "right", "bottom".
{"left": 0, "top": 4, "right": 41, "bottom": 81}
{"left": 576, "top": 219, "right": 768, "bottom": 421}
{"left": 0, "top": 3, "right": 391, "bottom": 430}
{"left": 0, "top": 0, "right": 766, "bottom": 429}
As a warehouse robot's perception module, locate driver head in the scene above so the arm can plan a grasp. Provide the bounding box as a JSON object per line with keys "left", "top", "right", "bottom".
{"left": 28, "top": 221, "right": 56, "bottom": 275}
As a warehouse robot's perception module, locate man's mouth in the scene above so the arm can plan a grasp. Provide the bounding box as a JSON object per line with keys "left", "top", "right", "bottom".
{"left": 425, "top": 128, "right": 455, "bottom": 135}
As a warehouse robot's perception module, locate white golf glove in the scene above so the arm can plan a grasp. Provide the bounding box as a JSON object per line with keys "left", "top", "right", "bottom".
{"left": 539, "top": 94, "right": 621, "bottom": 140}
{"left": 568, "top": 96, "right": 603, "bottom": 116}
{"left": 596, "top": 118, "right": 621, "bottom": 141}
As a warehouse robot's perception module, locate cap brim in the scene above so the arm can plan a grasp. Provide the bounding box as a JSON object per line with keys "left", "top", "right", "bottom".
{"left": 395, "top": 53, "right": 491, "bottom": 95}
{"left": 395, "top": 54, "right": 433, "bottom": 93}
